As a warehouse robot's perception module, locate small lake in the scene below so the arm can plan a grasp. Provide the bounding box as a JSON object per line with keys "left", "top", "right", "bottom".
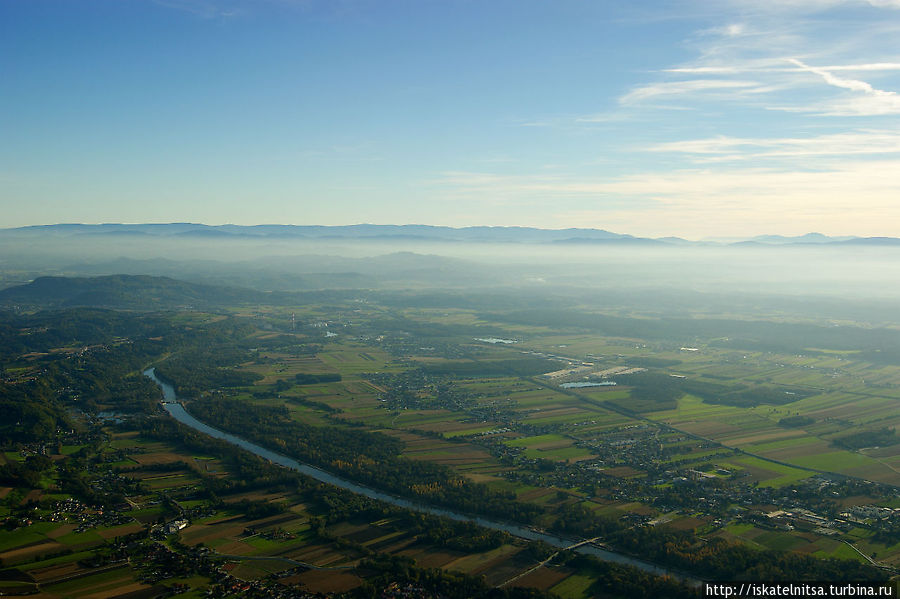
{"left": 143, "top": 368, "right": 696, "bottom": 584}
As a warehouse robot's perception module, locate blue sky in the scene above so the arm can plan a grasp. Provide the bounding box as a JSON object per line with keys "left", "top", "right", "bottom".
{"left": 2, "top": 0, "right": 899, "bottom": 238}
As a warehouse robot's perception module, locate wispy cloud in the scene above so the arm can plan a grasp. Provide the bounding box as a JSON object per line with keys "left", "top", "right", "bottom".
{"left": 431, "top": 161, "right": 900, "bottom": 237}
{"left": 623, "top": 1, "right": 900, "bottom": 117}
{"left": 813, "top": 63, "right": 900, "bottom": 71}
{"left": 727, "top": 0, "right": 900, "bottom": 11}
{"left": 649, "top": 130, "right": 900, "bottom": 160}
{"left": 485, "top": 0, "right": 900, "bottom": 235}
{"left": 153, "top": 0, "right": 244, "bottom": 19}
{"left": 817, "top": 95, "right": 900, "bottom": 115}
{"left": 666, "top": 62, "right": 900, "bottom": 74}
{"left": 620, "top": 79, "right": 762, "bottom": 104}
{"left": 574, "top": 112, "right": 634, "bottom": 123}
{"left": 789, "top": 58, "right": 888, "bottom": 93}
{"left": 785, "top": 58, "right": 900, "bottom": 115}
{"left": 862, "top": 0, "right": 900, "bottom": 7}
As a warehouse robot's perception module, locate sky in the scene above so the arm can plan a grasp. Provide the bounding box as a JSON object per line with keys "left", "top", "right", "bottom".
{"left": 2, "top": 0, "right": 899, "bottom": 239}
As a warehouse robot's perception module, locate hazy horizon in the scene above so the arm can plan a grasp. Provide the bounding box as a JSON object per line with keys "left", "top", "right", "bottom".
{"left": 5, "top": 224, "right": 900, "bottom": 324}
{"left": 0, "top": 220, "right": 886, "bottom": 243}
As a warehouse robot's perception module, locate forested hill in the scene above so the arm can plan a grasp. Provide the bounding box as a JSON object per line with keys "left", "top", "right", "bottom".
{"left": 0, "top": 274, "right": 265, "bottom": 310}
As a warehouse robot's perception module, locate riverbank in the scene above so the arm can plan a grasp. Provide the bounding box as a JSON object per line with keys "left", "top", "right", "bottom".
{"left": 143, "top": 367, "right": 699, "bottom": 585}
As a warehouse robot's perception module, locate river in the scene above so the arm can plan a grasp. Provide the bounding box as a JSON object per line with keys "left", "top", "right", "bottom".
{"left": 143, "top": 368, "right": 696, "bottom": 583}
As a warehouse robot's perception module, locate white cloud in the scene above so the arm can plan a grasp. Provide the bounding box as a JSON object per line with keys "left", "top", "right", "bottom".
{"left": 665, "top": 66, "right": 743, "bottom": 74}
{"left": 660, "top": 59, "right": 900, "bottom": 115}
{"left": 631, "top": 1, "right": 900, "bottom": 117}
{"left": 789, "top": 58, "right": 883, "bottom": 93}
{"left": 509, "top": 0, "right": 900, "bottom": 236}
{"left": 153, "top": 0, "right": 244, "bottom": 18}
{"left": 816, "top": 94, "right": 900, "bottom": 115}
{"left": 574, "top": 112, "right": 634, "bottom": 123}
{"left": 619, "top": 79, "right": 762, "bottom": 104}
{"left": 432, "top": 161, "right": 900, "bottom": 237}
{"left": 666, "top": 62, "right": 900, "bottom": 74}
{"left": 817, "top": 63, "right": 900, "bottom": 71}
{"left": 785, "top": 59, "right": 900, "bottom": 115}
{"left": 865, "top": 0, "right": 900, "bottom": 7}
{"left": 649, "top": 130, "right": 900, "bottom": 159}
{"left": 728, "top": 0, "right": 900, "bottom": 10}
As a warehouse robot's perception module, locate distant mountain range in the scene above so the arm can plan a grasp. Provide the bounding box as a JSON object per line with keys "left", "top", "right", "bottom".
{"left": 4, "top": 223, "right": 897, "bottom": 245}
{"left": 3, "top": 223, "right": 633, "bottom": 243}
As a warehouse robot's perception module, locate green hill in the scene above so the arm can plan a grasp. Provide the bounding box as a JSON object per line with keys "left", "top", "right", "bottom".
{"left": 0, "top": 274, "right": 263, "bottom": 310}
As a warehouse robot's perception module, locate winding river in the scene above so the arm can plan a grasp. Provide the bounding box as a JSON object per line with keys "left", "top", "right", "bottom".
{"left": 143, "top": 368, "right": 696, "bottom": 584}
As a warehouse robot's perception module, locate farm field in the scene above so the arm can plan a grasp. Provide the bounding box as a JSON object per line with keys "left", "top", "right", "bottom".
{"left": 0, "top": 420, "right": 592, "bottom": 597}
{"left": 5, "top": 295, "right": 900, "bottom": 597}
{"left": 212, "top": 307, "right": 900, "bottom": 553}
{"left": 208, "top": 312, "right": 900, "bottom": 550}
